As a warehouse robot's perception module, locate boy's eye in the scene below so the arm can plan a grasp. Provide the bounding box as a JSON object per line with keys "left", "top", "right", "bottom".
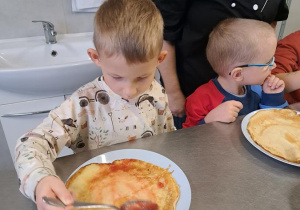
{"left": 138, "top": 76, "right": 148, "bottom": 81}
{"left": 112, "top": 76, "right": 122, "bottom": 80}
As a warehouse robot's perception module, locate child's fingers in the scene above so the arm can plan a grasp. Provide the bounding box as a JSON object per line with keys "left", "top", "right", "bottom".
{"left": 275, "top": 79, "right": 285, "bottom": 88}
{"left": 38, "top": 192, "right": 65, "bottom": 210}
{"left": 51, "top": 180, "right": 74, "bottom": 206}
{"left": 267, "top": 75, "right": 275, "bottom": 86}
{"left": 279, "top": 80, "right": 285, "bottom": 88}
{"left": 270, "top": 77, "right": 279, "bottom": 89}
{"left": 231, "top": 100, "right": 243, "bottom": 110}
{"left": 271, "top": 78, "right": 285, "bottom": 90}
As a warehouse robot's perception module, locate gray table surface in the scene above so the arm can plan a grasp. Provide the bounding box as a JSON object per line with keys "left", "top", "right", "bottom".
{"left": 1, "top": 116, "right": 300, "bottom": 210}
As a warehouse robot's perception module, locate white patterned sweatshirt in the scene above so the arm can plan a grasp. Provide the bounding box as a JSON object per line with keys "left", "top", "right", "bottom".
{"left": 15, "top": 76, "right": 175, "bottom": 201}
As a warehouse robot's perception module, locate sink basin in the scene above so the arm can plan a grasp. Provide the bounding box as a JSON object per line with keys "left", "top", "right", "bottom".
{"left": 0, "top": 32, "right": 101, "bottom": 96}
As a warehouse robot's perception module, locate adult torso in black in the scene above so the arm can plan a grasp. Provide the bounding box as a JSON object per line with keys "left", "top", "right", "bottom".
{"left": 155, "top": 0, "right": 289, "bottom": 97}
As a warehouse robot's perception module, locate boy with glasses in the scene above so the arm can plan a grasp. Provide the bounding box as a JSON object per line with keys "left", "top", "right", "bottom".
{"left": 183, "top": 18, "right": 287, "bottom": 128}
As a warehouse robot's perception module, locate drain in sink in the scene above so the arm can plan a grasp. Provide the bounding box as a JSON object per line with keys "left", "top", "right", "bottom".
{"left": 51, "top": 50, "right": 57, "bottom": 57}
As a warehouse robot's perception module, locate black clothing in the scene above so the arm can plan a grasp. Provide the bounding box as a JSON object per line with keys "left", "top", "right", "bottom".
{"left": 153, "top": 0, "right": 289, "bottom": 97}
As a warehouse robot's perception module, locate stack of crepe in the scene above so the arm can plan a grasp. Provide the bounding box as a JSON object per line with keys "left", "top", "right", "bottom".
{"left": 247, "top": 109, "right": 300, "bottom": 163}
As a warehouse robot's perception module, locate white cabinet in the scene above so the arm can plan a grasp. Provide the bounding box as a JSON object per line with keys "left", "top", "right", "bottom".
{"left": 0, "top": 96, "right": 73, "bottom": 160}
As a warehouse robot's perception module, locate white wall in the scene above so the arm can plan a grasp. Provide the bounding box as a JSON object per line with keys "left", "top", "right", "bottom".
{"left": 283, "top": 0, "right": 300, "bottom": 37}
{"left": 276, "top": 0, "right": 300, "bottom": 40}
{"left": 0, "top": 0, "right": 94, "bottom": 39}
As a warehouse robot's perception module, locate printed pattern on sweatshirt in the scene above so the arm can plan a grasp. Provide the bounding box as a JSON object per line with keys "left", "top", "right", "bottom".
{"left": 15, "top": 76, "right": 175, "bottom": 201}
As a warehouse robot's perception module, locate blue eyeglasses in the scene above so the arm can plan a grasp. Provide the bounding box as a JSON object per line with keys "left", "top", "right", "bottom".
{"left": 229, "top": 56, "right": 275, "bottom": 75}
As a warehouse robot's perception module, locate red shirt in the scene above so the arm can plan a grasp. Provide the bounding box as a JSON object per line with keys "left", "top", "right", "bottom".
{"left": 272, "top": 30, "right": 300, "bottom": 104}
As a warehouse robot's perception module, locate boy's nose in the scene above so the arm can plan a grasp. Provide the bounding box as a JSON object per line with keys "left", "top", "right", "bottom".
{"left": 123, "top": 84, "right": 137, "bottom": 99}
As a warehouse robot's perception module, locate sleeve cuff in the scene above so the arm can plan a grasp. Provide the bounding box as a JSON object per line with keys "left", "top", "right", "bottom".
{"left": 22, "top": 168, "right": 59, "bottom": 202}
{"left": 261, "top": 91, "right": 287, "bottom": 106}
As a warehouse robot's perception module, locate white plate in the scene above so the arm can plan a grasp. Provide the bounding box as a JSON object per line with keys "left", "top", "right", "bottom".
{"left": 67, "top": 149, "right": 191, "bottom": 210}
{"left": 241, "top": 109, "right": 300, "bottom": 167}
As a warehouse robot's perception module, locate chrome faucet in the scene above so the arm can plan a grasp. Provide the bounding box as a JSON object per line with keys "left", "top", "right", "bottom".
{"left": 32, "top": 20, "right": 57, "bottom": 44}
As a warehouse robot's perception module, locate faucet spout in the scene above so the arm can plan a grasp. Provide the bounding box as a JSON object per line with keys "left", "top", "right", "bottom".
{"left": 32, "top": 20, "right": 57, "bottom": 44}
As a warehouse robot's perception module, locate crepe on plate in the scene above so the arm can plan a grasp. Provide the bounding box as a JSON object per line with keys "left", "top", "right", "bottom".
{"left": 247, "top": 109, "right": 300, "bottom": 163}
{"left": 66, "top": 159, "right": 180, "bottom": 210}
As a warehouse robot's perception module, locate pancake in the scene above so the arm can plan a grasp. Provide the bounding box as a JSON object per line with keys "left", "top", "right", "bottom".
{"left": 66, "top": 159, "right": 180, "bottom": 210}
{"left": 247, "top": 109, "right": 300, "bottom": 163}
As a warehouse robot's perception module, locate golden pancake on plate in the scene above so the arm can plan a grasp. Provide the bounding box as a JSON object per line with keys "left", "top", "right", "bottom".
{"left": 247, "top": 109, "right": 300, "bottom": 163}
{"left": 66, "top": 159, "right": 180, "bottom": 210}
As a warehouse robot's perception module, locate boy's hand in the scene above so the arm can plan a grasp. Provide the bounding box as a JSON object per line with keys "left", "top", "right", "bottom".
{"left": 204, "top": 100, "right": 243, "bottom": 123}
{"left": 35, "top": 176, "right": 74, "bottom": 210}
{"left": 262, "top": 75, "right": 285, "bottom": 94}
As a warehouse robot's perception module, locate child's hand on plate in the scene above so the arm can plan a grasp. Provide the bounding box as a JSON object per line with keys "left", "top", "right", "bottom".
{"left": 35, "top": 176, "right": 74, "bottom": 210}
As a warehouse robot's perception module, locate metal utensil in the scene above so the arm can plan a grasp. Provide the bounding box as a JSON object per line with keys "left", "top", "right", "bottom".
{"left": 42, "top": 196, "right": 158, "bottom": 210}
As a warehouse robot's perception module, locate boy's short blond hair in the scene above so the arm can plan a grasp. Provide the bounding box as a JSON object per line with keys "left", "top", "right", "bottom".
{"left": 206, "top": 18, "right": 276, "bottom": 76}
{"left": 93, "top": 0, "right": 163, "bottom": 64}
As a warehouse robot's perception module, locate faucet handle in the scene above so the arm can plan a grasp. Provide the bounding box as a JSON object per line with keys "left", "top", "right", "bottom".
{"left": 51, "top": 30, "right": 57, "bottom": 36}
{"left": 32, "top": 20, "right": 55, "bottom": 30}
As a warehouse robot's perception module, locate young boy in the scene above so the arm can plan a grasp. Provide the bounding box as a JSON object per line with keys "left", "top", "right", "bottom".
{"left": 15, "top": 0, "right": 174, "bottom": 209}
{"left": 183, "top": 18, "right": 288, "bottom": 128}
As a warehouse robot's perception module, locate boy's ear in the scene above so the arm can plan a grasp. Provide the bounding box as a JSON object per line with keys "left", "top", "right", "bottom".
{"left": 158, "top": 50, "right": 168, "bottom": 64}
{"left": 87, "top": 48, "right": 101, "bottom": 67}
{"left": 230, "top": 67, "right": 243, "bottom": 81}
